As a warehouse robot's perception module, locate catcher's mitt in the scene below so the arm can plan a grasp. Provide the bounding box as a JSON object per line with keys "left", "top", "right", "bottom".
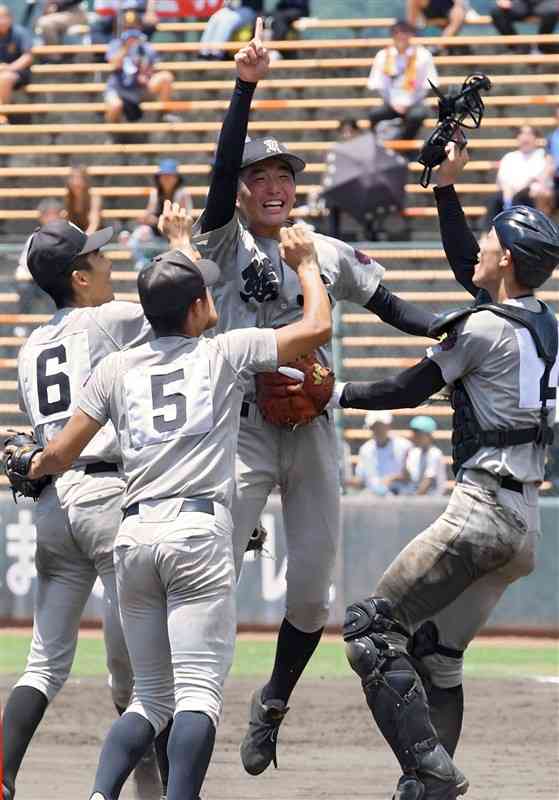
{"left": 256, "top": 352, "right": 335, "bottom": 428}
{"left": 2, "top": 431, "right": 49, "bottom": 502}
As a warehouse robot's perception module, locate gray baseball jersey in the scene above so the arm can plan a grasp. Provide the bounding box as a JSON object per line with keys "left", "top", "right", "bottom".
{"left": 78, "top": 328, "right": 278, "bottom": 518}
{"left": 18, "top": 301, "right": 151, "bottom": 466}
{"left": 427, "top": 296, "right": 559, "bottom": 483}
{"left": 193, "top": 212, "right": 384, "bottom": 396}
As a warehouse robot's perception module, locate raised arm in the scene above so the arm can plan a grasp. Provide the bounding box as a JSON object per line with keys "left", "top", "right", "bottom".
{"left": 337, "top": 358, "right": 446, "bottom": 411}
{"left": 201, "top": 18, "right": 270, "bottom": 233}
{"left": 433, "top": 143, "right": 481, "bottom": 298}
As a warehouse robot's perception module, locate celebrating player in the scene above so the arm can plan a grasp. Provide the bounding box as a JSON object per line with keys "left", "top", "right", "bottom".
{"left": 1, "top": 220, "right": 163, "bottom": 800}
{"left": 331, "top": 144, "right": 559, "bottom": 799}
{"left": 8, "top": 218, "right": 333, "bottom": 800}
{"left": 192, "top": 17, "right": 441, "bottom": 776}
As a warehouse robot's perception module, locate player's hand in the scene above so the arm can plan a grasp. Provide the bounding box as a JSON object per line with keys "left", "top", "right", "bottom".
{"left": 279, "top": 225, "right": 318, "bottom": 272}
{"left": 235, "top": 17, "right": 270, "bottom": 83}
{"left": 434, "top": 139, "right": 469, "bottom": 188}
{"left": 158, "top": 199, "right": 196, "bottom": 253}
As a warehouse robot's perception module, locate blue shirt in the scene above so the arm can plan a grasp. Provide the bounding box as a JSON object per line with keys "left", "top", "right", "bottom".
{"left": 546, "top": 128, "right": 559, "bottom": 177}
{"left": 106, "top": 36, "right": 157, "bottom": 91}
{"left": 0, "top": 23, "right": 32, "bottom": 67}
{"left": 356, "top": 435, "right": 411, "bottom": 496}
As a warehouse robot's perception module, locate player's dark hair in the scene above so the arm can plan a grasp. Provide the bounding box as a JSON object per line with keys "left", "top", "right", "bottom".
{"left": 144, "top": 288, "right": 205, "bottom": 336}
{"left": 47, "top": 252, "right": 92, "bottom": 309}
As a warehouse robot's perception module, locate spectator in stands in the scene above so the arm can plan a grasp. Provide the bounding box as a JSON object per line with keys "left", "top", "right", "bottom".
{"left": 355, "top": 411, "right": 412, "bottom": 496}
{"left": 323, "top": 118, "right": 361, "bottom": 238}
{"left": 268, "top": 0, "right": 309, "bottom": 59}
{"left": 35, "top": 0, "right": 87, "bottom": 50}
{"left": 0, "top": 5, "right": 33, "bottom": 125}
{"left": 91, "top": 1, "right": 158, "bottom": 51}
{"left": 14, "top": 199, "right": 62, "bottom": 336}
{"left": 398, "top": 415, "right": 447, "bottom": 496}
{"left": 200, "top": 1, "right": 263, "bottom": 60}
{"left": 407, "top": 0, "right": 467, "bottom": 42}
{"left": 64, "top": 166, "right": 103, "bottom": 235}
{"left": 485, "top": 124, "right": 547, "bottom": 227}
{"left": 530, "top": 107, "right": 559, "bottom": 215}
{"left": 491, "top": 0, "right": 558, "bottom": 54}
{"left": 123, "top": 158, "right": 193, "bottom": 270}
{"left": 105, "top": 25, "right": 177, "bottom": 125}
{"left": 367, "top": 20, "right": 437, "bottom": 143}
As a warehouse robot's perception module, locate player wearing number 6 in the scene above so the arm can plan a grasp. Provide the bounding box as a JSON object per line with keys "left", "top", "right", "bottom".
{"left": 17, "top": 222, "right": 332, "bottom": 800}
{"left": 1, "top": 220, "right": 167, "bottom": 800}
{"left": 330, "top": 146, "right": 559, "bottom": 799}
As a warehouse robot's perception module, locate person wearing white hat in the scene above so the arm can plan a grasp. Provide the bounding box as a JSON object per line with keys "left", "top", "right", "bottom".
{"left": 355, "top": 411, "right": 411, "bottom": 496}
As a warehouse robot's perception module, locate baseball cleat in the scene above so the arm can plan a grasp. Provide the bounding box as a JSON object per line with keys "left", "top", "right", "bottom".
{"left": 133, "top": 744, "right": 162, "bottom": 800}
{"left": 240, "top": 688, "right": 289, "bottom": 775}
{"left": 392, "top": 764, "right": 469, "bottom": 800}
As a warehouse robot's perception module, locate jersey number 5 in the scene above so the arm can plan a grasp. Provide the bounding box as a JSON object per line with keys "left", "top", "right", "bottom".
{"left": 151, "top": 369, "right": 187, "bottom": 433}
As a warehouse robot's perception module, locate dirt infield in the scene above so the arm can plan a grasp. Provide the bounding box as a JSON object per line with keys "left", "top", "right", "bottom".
{"left": 2, "top": 675, "right": 558, "bottom": 800}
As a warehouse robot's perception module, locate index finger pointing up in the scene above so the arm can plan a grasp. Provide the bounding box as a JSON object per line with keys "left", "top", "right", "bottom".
{"left": 254, "top": 16, "right": 263, "bottom": 43}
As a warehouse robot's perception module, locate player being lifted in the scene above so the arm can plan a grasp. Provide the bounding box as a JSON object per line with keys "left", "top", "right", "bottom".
{"left": 332, "top": 144, "right": 559, "bottom": 800}
{"left": 7, "top": 216, "right": 333, "bottom": 800}
{"left": 193, "top": 17, "right": 441, "bottom": 776}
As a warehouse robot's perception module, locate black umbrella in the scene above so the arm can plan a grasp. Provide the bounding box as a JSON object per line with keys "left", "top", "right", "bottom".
{"left": 320, "top": 132, "right": 408, "bottom": 225}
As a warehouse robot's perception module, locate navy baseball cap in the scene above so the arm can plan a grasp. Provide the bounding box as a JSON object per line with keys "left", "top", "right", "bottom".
{"left": 27, "top": 220, "right": 114, "bottom": 291}
{"left": 241, "top": 137, "right": 306, "bottom": 174}
{"left": 138, "top": 249, "right": 220, "bottom": 317}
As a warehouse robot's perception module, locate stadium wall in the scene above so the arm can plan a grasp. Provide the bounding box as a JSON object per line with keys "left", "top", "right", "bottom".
{"left": 1, "top": 492, "right": 557, "bottom": 632}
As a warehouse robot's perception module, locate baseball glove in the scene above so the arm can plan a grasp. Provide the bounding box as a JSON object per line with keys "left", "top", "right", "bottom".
{"left": 2, "top": 431, "right": 49, "bottom": 502}
{"left": 255, "top": 352, "right": 335, "bottom": 429}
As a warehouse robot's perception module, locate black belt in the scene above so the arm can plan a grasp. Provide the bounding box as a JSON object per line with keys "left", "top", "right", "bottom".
{"left": 84, "top": 461, "right": 120, "bottom": 475}
{"left": 123, "top": 498, "right": 215, "bottom": 519}
{"left": 458, "top": 470, "right": 524, "bottom": 494}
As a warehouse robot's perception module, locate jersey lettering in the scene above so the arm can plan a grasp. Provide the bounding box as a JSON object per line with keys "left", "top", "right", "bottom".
{"left": 239, "top": 257, "right": 279, "bottom": 304}
{"left": 515, "top": 327, "right": 559, "bottom": 408}
{"left": 123, "top": 351, "right": 214, "bottom": 449}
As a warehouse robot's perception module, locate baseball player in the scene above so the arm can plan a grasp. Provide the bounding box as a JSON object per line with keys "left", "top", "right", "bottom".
{"left": 1, "top": 219, "right": 163, "bottom": 800}
{"left": 192, "top": 19, "right": 440, "bottom": 776}
{"left": 331, "top": 145, "right": 559, "bottom": 799}
{"left": 15, "top": 222, "right": 333, "bottom": 800}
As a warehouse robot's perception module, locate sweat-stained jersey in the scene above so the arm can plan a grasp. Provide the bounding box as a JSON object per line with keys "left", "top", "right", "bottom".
{"left": 18, "top": 301, "right": 152, "bottom": 465}
{"left": 427, "top": 296, "right": 559, "bottom": 483}
{"left": 78, "top": 329, "right": 278, "bottom": 514}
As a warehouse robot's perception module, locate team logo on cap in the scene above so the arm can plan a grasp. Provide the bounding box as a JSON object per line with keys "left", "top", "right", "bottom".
{"left": 263, "top": 138, "right": 282, "bottom": 155}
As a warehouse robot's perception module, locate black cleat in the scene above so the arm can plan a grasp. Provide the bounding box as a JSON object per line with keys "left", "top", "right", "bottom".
{"left": 240, "top": 688, "right": 289, "bottom": 775}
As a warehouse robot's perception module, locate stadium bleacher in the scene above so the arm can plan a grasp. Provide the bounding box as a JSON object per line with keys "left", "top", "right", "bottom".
{"left": 0, "top": 11, "right": 557, "bottom": 489}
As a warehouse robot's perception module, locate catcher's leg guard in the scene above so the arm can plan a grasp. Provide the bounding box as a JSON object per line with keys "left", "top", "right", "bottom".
{"left": 343, "top": 599, "right": 468, "bottom": 796}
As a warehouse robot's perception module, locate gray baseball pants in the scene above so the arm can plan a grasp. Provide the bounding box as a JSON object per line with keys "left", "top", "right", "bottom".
{"left": 14, "top": 472, "right": 133, "bottom": 708}
{"left": 373, "top": 468, "right": 540, "bottom": 687}
{"left": 232, "top": 404, "right": 341, "bottom": 632}
{"left": 114, "top": 502, "right": 236, "bottom": 734}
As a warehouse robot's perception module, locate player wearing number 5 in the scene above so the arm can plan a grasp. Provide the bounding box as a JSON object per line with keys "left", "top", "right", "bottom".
{"left": 1, "top": 221, "right": 167, "bottom": 800}
{"left": 18, "top": 223, "right": 332, "bottom": 800}
{"left": 331, "top": 146, "right": 559, "bottom": 799}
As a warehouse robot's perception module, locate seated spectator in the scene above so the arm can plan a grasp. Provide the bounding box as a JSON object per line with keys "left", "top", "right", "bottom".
{"left": 91, "top": 1, "right": 158, "bottom": 50}
{"left": 407, "top": 0, "right": 467, "bottom": 41}
{"left": 200, "top": 0, "right": 263, "bottom": 60}
{"left": 0, "top": 5, "right": 33, "bottom": 125}
{"left": 122, "top": 158, "right": 193, "bottom": 270}
{"left": 324, "top": 117, "right": 361, "bottom": 238}
{"left": 491, "top": 0, "right": 558, "bottom": 54}
{"left": 65, "top": 166, "right": 103, "bottom": 235}
{"left": 530, "top": 107, "right": 559, "bottom": 216}
{"left": 485, "top": 124, "right": 546, "bottom": 227}
{"left": 268, "top": 0, "right": 309, "bottom": 59}
{"left": 367, "top": 20, "right": 437, "bottom": 143}
{"left": 14, "top": 198, "right": 61, "bottom": 336}
{"left": 355, "top": 411, "right": 412, "bottom": 496}
{"left": 35, "top": 0, "right": 87, "bottom": 51}
{"left": 398, "top": 415, "right": 447, "bottom": 496}
{"left": 105, "top": 25, "right": 177, "bottom": 125}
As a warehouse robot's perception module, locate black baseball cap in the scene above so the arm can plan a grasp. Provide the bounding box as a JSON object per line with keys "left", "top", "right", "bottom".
{"left": 138, "top": 249, "right": 220, "bottom": 318}
{"left": 27, "top": 220, "right": 114, "bottom": 291}
{"left": 241, "top": 137, "right": 306, "bottom": 174}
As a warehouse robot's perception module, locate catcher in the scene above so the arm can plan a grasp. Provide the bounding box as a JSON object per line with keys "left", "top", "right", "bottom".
{"left": 192, "top": 19, "right": 443, "bottom": 777}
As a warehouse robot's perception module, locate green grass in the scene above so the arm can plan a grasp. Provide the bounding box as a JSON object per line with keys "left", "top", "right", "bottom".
{"left": 1, "top": 633, "right": 557, "bottom": 680}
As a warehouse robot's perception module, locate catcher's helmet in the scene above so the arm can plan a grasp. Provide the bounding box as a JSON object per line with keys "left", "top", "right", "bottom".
{"left": 493, "top": 205, "right": 559, "bottom": 289}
